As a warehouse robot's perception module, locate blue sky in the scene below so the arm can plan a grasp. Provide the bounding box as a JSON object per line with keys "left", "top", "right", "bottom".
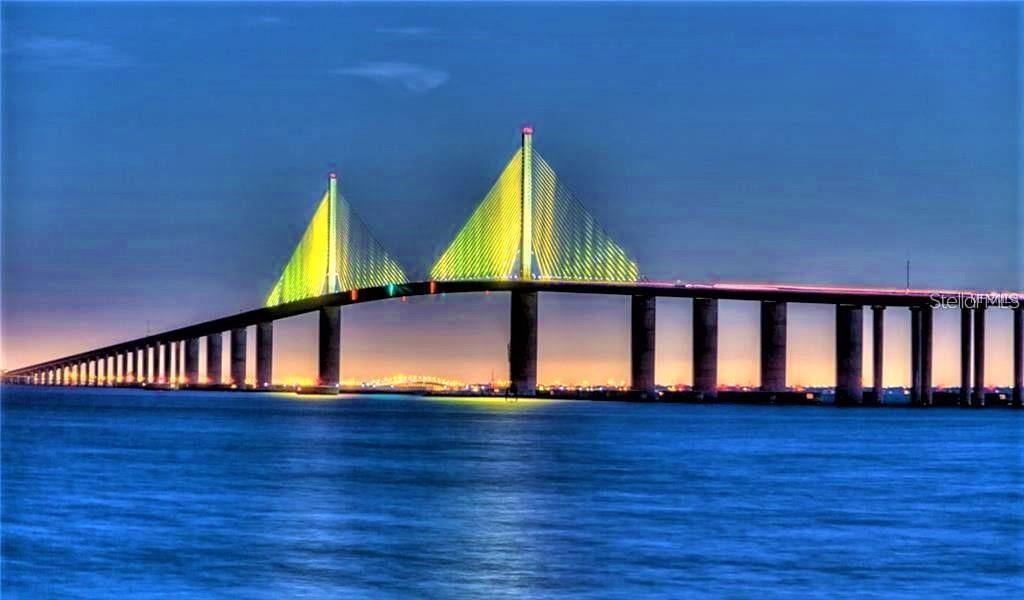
{"left": 2, "top": 1, "right": 1020, "bottom": 384}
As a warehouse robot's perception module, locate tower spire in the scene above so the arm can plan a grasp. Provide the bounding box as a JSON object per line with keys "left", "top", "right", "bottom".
{"left": 325, "top": 171, "right": 340, "bottom": 294}
{"left": 520, "top": 125, "right": 534, "bottom": 279}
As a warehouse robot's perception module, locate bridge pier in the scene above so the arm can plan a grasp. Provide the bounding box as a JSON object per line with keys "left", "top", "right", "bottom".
{"left": 921, "top": 306, "right": 933, "bottom": 406}
{"left": 173, "top": 342, "right": 182, "bottom": 384}
{"left": 207, "top": 333, "right": 222, "bottom": 384}
{"left": 869, "top": 306, "right": 885, "bottom": 404}
{"left": 630, "top": 295, "right": 656, "bottom": 394}
{"left": 509, "top": 290, "right": 538, "bottom": 396}
{"left": 960, "top": 308, "right": 972, "bottom": 406}
{"left": 125, "top": 353, "right": 132, "bottom": 384}
{"left": 98, "top": 356, "right": 106, "bottom": 386}
{"left": 143, "top": 347, "right": 151, "bottom": 384}
{"left": 1014, "top": 306, "right": 1023, "bottom": 408}
{"left": 184, "top": 338, "right": 200, "bottom": 385}
{"left": 692, "top": 298, "right": 718, "bottom": 398}
{"left": 230, "top": 328, "right": 247, "bottom": 387}
{"left": 256, "top": 322, "right": 273, "bottom": 388}
{"left": 835, "top": 304, "right": 863, "bottom": 405}
{"left": 159, "top": 342, "right": 170, "bottom": 384}
{"left": 318, "top": 307, "right": 341, "bottom": 387}
{"left": 973, "top": 307, "right": 986, "bottom": 407}
{"left": 910, "top": 307, "right": 922, "bottom": 405}
{"left": 759, "top": 301, "right": 787, "bottom": 392}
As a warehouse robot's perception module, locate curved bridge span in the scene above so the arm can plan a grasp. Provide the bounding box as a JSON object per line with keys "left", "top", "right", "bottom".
{"left": 7, "top": 278, "right": 1021, "bottom": 408}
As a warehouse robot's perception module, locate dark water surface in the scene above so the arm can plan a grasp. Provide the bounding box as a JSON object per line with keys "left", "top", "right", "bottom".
{"left": 3, "top": 387, "right": 1022, "bottom": 597}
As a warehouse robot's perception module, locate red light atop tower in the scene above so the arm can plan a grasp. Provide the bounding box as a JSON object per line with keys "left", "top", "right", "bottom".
{"left": 329, "top": 172, "right": 337, "bottom": 180}
{"left": 521, "top": 125, "right": 533, "bottom": 135}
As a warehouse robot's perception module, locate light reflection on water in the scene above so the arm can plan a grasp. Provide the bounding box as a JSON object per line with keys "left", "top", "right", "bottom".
{"left": 2, "top": 387, "right": 1022, "bottom": 597}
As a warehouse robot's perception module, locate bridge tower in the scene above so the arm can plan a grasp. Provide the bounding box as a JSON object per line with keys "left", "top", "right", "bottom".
{"left": 265, "top": 171, "right": 407, "bottom": 388}
{"left": 431, "top": 127, "right": 640, "bottom": 394}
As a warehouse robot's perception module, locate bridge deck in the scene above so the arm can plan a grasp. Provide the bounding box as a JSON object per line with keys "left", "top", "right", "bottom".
{"left": 5, "top": 279, "right": 1016, "bottom": 375}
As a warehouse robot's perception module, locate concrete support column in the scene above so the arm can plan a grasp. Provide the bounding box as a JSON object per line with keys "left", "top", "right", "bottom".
{"left": 921, "top": 306, "right": 933, "bottom": 406}
{"left": 509, "top": 291, "right": 538, "bottom": 396}
{"left": 230, "top": 328, "right": 247, "bottom": 387}
{"left": 759, "top": 301, "right": 787, "bottom": 392}
{"left": 206, "top": 333, "right": 222, "bottom": 384}
{"left": 160, "top": 343, "right": 171, "bottom": 384}
{"left": 973, "top": 307, "right": 986, "bottom": 407}
{"left": 256, "top": 322, "right": 273, "bottom": 388}
{"left": 630, "top": 295, "right": 656, "bottom": 393}
{"left": 184, "top": 338, "right": 200, "bottom": 385}
{"left": 144, "top": 347, "right": 153, "bottom": 384}
{"left": 173, "top": 342, "right": 181, "bottom": 384}
{"left": 98, "top": 356, "right": 106, "bottom": 386}
{"left": 960, "top": 308, "right": 972, "bottom": 406}
{"left": 692, "top": 298, "right": 718, "bottom": 397}
{"left": 1014, "top": 306, "right": 1023, "bottom": 408}
{"left": 127, "top": 351, "right": 135, "bottom": 383}
{"left": 835, "top": 304, "right": 863, "bottom": 405}
{"left": 318, "top": 307, "right": 341, "bottom": 387}
{"left": 870, "top": 306, "right": 885, "bottom": 404}
{"left": 910, "top": 307, "right": 922, "bottom": 406}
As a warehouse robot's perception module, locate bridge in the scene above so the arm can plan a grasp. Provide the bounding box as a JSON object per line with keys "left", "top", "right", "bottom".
{"left": 5, "top": 127, "right": 1022, "bottom": 407}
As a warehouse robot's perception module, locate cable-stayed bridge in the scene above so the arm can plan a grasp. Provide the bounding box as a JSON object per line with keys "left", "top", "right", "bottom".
{"left": 5, "top": 128, "right": 1022, "bottom": 407}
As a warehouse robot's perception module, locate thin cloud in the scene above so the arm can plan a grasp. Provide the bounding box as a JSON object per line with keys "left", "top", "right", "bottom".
{"left": 251, "top": 15, "right": 283, "bottom": 25}
{"left": 15, "top": 36, "right": 131, "bottom": 69}
{"left": 333, "top": 62, "right": 449, "bottom": 93}
{"left": 375, "top": 26, "right": 440, "bottom": 38}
